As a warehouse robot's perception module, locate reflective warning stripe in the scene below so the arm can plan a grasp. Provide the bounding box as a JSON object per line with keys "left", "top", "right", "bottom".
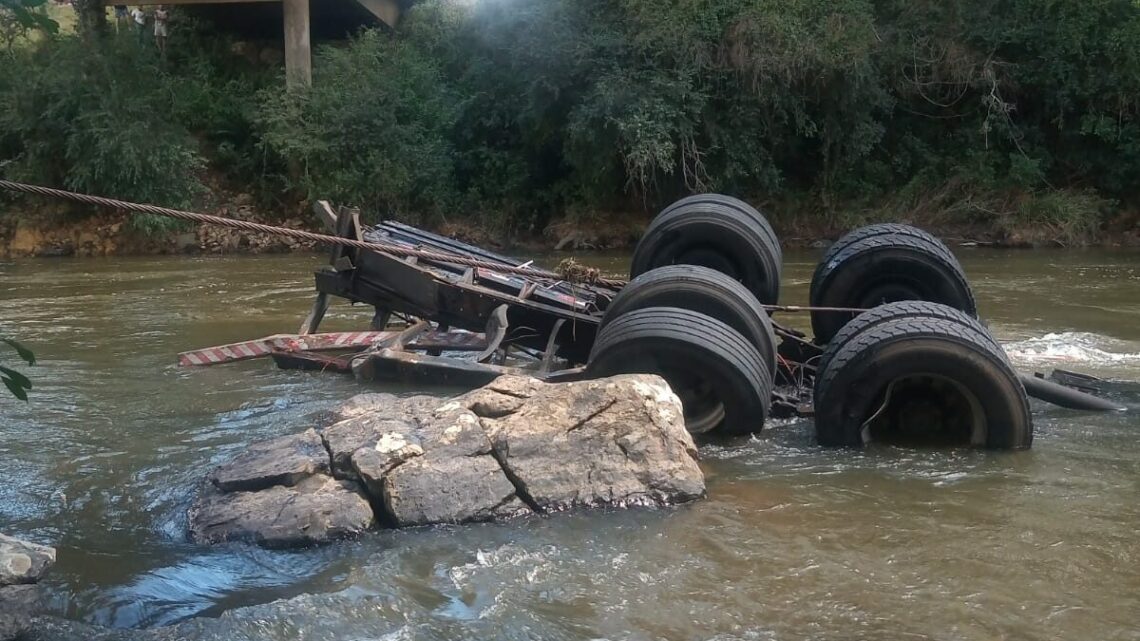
{"left": 178, "top": 332, "right": 394, "bottom": 367}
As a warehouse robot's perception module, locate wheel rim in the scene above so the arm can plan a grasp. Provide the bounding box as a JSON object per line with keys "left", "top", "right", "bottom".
{"left": 860, "top": 374, "right": 987, "bottom": 447}
{"left": 660, "top": 365, "right": 726, "bottom": 433}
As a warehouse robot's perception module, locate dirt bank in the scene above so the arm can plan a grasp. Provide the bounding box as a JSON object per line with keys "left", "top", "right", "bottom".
{"left": 0, "top": 198, "right": 322, "bottom": 259}
{"left": 4, "top": 196, "right": 1139, "bottom": 259}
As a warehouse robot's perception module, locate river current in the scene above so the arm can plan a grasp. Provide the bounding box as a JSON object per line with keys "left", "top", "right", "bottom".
{"left": 1, "top": 250, "right": 1138, "bottom": 640}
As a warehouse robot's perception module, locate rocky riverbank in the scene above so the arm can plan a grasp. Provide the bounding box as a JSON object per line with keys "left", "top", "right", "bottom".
{"left": 188, "top": 374, "right": 706, "bottom": 548}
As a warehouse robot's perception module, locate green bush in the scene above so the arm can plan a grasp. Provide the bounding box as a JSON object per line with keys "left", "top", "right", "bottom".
{"left": 0, "top": 35, "right": 204, "bottom": 225}
{"left": 255, "top": 29, "right": 458, "bottom": 223}
{"left": 0, "top": 17, "right": 272, "bottom": 232}
{"left": 4, "top": 0, "right": 1139, "bottom": 240}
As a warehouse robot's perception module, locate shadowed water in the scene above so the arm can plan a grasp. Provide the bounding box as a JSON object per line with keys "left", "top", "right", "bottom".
{"left": 1, "top": 249, "right": 1139, "bottom": 640}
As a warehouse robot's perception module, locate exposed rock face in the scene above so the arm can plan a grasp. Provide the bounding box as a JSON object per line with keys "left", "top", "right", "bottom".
{"left": 188, "top": 476, "right": 374, "bottom": 548}
{"left": 484, "top": 376, "right": 705, "bottom": 511}
{"left": 189, "top": 375, "right": 705, "bottom": 548}
{"left": 0, "top": 534, "right": 56, "bottom": 641}
{"left": 0, "top": 535, "right": 55, "bottom": 587}
{"left": 323, "top": 415, "right": 417, "bottom": 479}
{"left": 207, "top": 429, "right": 329, "bottom": 492}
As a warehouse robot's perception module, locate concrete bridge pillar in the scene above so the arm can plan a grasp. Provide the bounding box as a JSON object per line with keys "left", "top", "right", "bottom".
{"left": 283, "top": 0, "right": 311, "bottom": 87}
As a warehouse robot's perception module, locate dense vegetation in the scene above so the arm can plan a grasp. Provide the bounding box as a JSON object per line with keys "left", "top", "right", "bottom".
{"left": 2, "top": 0, "right": 1139, "bottom": 243}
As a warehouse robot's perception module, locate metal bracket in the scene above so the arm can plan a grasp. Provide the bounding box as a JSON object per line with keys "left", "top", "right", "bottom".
{"left": 476, "top": 305, "right": 510, "bottom": 364}
{"left": 385, "top": 320, "right": 431, "bottom": 351}
{"left": 538, "top": 318, "right": 567, "bottom": 376}
{"left": 370, "top": 307, "right": 392, "bottom": 331}
{"left": 299, "top": 292, "right": 330, "bottom": 335}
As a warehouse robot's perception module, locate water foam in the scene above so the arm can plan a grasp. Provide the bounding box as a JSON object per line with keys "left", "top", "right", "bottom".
{"left": 1002, "top": 332, "right": 1140, "bottom": 370}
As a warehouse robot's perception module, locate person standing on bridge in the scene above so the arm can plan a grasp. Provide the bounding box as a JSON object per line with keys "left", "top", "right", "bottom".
{"left": 130, "top": 6, "right": 147, "bottom": 45}
{"left": 154, "top": 5, "right": 170, "bottom": 56}
{"left": 113, "top": 5, "right": 129, "bottom": 32}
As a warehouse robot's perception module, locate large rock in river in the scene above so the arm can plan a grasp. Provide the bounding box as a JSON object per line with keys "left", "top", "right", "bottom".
{"left": 0, "top": 534, "right": 55, "bottom": 641}
{"left": 189, "top": 430, "right": 373, "bottom": 547}
{"left": 0, "top": 534, "right": 55, "bottom": 587}
{"left": 189, "top": 374, "right": 705, "bottom": 547}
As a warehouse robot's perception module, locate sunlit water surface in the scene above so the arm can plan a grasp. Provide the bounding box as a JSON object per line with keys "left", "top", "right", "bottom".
{"left": 1, "top": 249, "right": 1138, "bottom": 640}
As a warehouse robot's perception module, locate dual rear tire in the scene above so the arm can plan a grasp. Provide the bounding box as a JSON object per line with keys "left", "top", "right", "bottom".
{"left": 591, "top": 205, "right": 1031, "bottom": 450}
{"left": 809, "top": 224, "right": 976, "bottom": 344}
{"left": 590, "top": 195, "right": 781, "bottom": 436}
{"left": 813, "top": 301, "right": 1032, "bottom": 450}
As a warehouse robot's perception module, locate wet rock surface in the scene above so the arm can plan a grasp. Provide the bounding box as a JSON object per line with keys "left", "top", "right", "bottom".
{"left": 207, "top": 429, "right": 329, "bottom": 492}
{"left": 0, "top": 535, "right": 55, "bottom": 587}
{"left": 189, "top": 375, "right": 705, "bottom": 548}
{"left": 0, "top": 585, "right": 39, "bottom": 641}
{"left": 0, "top": 534, "right": 55, "bottom": 641}
{"left": 188, "top": 475, "right": 375, "bottom": 548}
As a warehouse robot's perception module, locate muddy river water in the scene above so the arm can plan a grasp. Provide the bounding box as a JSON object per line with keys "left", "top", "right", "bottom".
{"left": 1, "top": 250, "right": 1138, "bottom": 640}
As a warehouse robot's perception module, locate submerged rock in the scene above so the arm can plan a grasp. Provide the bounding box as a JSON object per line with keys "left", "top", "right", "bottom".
{"left": 189, "top": 374, "right": 705, "bottom": 548}
{"left": 0, "top": 585, "right": 39, "bottom": 641}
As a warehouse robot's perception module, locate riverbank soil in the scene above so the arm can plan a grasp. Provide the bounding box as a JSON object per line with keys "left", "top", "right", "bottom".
{"left": 3, "top": 188, "right": 1139, "bottom": 257}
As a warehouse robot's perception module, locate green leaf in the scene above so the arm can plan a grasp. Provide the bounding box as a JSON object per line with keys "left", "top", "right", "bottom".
{"left": 2, "top": 375, "right": 29, "bottom": 401}
{"left": 0, "top": 365, "right": 31, "bottom": 391}
{"left": 2, "top": 339, "right": 35, "bottom": 365}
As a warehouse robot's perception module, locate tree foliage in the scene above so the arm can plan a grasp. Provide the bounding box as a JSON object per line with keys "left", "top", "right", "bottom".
{"left": 0, "top": 0, "right": 57, "bottom": 53}
{"left": 2, "top": 0, "right": 1139, "bottom": 241}
{"left": 0, "top": 17, "right": 274, "bottom": 232}
{"left": 256, "top": 29, "right": 459, "bottom": 223}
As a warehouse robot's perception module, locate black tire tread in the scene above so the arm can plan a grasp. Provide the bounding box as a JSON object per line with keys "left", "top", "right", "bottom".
{"left": 600, "top": 265, "right": 777, "bottom": 374}
{"left": 811, "top": 233, "right": 973, "bottom": 310}
{"left": 589, "top": 307, "right": 773, "bottom": 435}
{"left": 661, "top": 194, "right": 783, "bottom": 264}
{"left": 816, "top": 301, "right": 1005, "bottom": 376}
{"left": 811, "top": 223, "right": 958, "bottom": 302}
{"left": 631, "top": 202, "right": 782, "bottom": 305}
{"left": 815, "top": 317, "right": 1027, "bottom": 425}
{"left": 592, "top": 311, "right": 771, "bottom": 398}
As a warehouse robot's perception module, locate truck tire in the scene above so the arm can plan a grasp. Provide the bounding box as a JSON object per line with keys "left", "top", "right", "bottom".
{"left": 660, "top": 194, "right": 782, "bottom": 265}
{"left": 813, "top": 316, "right": 1032, "bottom": 450}
{"left": 810, "top": 232, "right": 976, "bottom": 344}
{"left": 587, "top": 307, "right": 773, "bottom": 435}
{"left": 816, "top": 301, "right": 1003, "bottom": 375}
{"left": 599, "top": 265, "right": 777, "bottom": 375}
{"left": 631, "top": 200, "right": 781, "bottom": 305}
{"left": 810, "top": 224, "right": 955, "bottom": 303}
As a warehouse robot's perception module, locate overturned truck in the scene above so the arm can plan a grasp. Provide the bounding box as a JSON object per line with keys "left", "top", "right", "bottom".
{"left": 185, "top": 194, "right": 1124, "bottom": 450}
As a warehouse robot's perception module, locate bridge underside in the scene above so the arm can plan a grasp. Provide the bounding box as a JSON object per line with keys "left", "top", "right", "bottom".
{"left": 102, "top": 0, "right": 402, "bottom": 86}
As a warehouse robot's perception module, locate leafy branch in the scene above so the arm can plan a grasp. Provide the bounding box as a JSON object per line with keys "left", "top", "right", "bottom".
{"left": 0, "top": 0, "right": 59, "bottom": 54}
{"left": 1, "top": 338, "right": 35, "bottom": 401}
